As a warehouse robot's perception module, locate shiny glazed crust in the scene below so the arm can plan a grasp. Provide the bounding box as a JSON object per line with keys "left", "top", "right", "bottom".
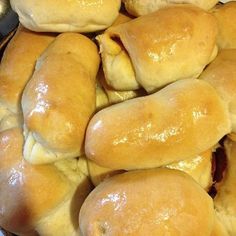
{"left": 79, "top": 168, "right": 215, "bottom": 236}
{"left": 10, "top": 0, "right": 121, "bottom": 32}
{"left": 85, "top": 79, "right": 231, "bottom": 170}
{"left": 22, "top": 33, "right": 100, "bottom": 164}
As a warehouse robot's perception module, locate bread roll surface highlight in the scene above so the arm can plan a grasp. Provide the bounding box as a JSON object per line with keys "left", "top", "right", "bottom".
{"left": 97, "top": 4, "right": 218, "bottom": 92}
{"left": 0, "top": 25, "right": 55, "bottom": 131}
{"left": 0, "top": 128, "right": 92, "bottom": 235}
{"left": 122, "top": 0, "right": 219, "bottom": 16}
{"left": 79, "top": 168, "right": 215, "bottom": 236}
{"left": 10, "top": 0, "right": 121, "bottom": 33}
{"left": 85, "top": 79, "right": 230, "bottom": 170}
{"left": 211, "top": 2, "right": 236, "bottom": 49}
{"left": 199, "top": 49, "right": 236, "bottom": 135}
{"left": 214, "top": 138, "right": 236, "bottom": 235}
{"left": 22, "top": 33, "right": 100, "bottom": 164}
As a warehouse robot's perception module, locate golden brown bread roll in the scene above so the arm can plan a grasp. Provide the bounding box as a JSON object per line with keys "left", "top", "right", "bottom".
{"left": 199, "top": 49, "right": 236, "bottom": 136}
{"left": 79, "top": 168, "right": 215, "bottom": 236}
{"left": 0, "top": 25, "right": 55, "bottom": 132}
{"left": 211, "top": 2, "right": 236, "bottom": 49}
{"left": 97, "top": 4, "right": 218, "bottom": 92}
{"left": 0, "top": 128, "right": 92, "bottom": 236}
{"left": 10, "top": 0, "right": 121, "bottom": 33}
{"left": 22, "top": 33, "right": 100, "bottom": 164}
{"left": 122, "top": 0, "right": 219, "bottom": 16}
{"left": 85, "top": 79, "right": 230, "bottom": 170}
{"left": 214, "top": 138, "right": 236, "bottom": 235}
{"left": 166, "top": 149, "right": 213, "bottom": 190}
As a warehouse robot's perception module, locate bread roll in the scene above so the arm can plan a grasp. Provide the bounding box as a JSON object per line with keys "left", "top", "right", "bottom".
{"left": 166, "top": 149, "right": 213, "bottom": 190}
{"left": 79, "top": 168, "right": 215, "bottom": 236}
{"left": 95, "top": 79, "right": 109, "bottom": 111}
{"left": 0, "top": 25, "right": 55, "bottom": 132}
{"left": 211, "top": 2, "right": 236, "bottom": 49}
{"left": 22, "top": 33, "right": 100, "bottom": 164}
{"left": 10, "top": 0, "right": 121, "bottom": 33}
{"left": 97, "top": 4, "right": 218, "bottom": 92}
{"left": 199, "top": 49, "right": 236, "bottom": 136}
{"left": 123, "top": 0, "right": 219, "bottom": 16}
{"left": 214, "top": 138, "right": 236, "bottom": 235}
{"left": 85, "top": 79, "right": 230, "bottom": 170}
{"left": 0, "top": 128, "right": 92, "bottom": 236}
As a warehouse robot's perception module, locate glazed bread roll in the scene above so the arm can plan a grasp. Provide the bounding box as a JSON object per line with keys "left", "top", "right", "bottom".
{"left": 0, "top": 25, "right": 55, "bottom": 132}
{"left": 211, "top": 2, "right": 236, "bottom": 49}
{"left": 0, "top": 128, "right": 92, "bottom": 236}
{"left": 22, "top": 33, "right": 100, "bottom": 164}
{"left": 166, "top": 149, "right": 213, "bottom": 190}
{"left": 199, "top": 49, "right": 236, "bottom": 136}
{"left": 79, "top": 168, "right": 215, "bottom": 236}
{"left": 214, "top": 138, "right": 236, "bottom": 236}
{"left": 10, "top": 0, "right": 121, "bottom": 33}
{"left": 122, "top": 0, "right": 219, "bottom": 16}
{"left": 97, "top": 4, "right": 218, "bottom": 92}
{"left": 85, "top": 79, "right": 230, "bottom": 170}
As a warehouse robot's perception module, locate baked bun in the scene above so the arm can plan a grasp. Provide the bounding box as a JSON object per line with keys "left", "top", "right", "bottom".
{"left": 0, "top": 25, "right": 55, "bottom": 132}
{"left": 199, "top": 49, "right": 236, "bottom": 136}
{"left": 79, "top": 168, "right": 215, "bottom": 236}
{"left": 10, "top": 0, "right": 121, "bottom": 33}
{"left": 0, "top": 128, "right": 92, "bottom": 236}
{"left": 85, "top": 79, "right": 230, "bottom": 170}
{"left": 123, "top": 0, "right": 218, "bottom": 16}
{"left": 214, "top": 138, "right": 236, "bottom": 235}
{"left": 166, "top": 149, "right": 213, "bottom": 190}
{"left": 211, "top": 2, "right": 236, "bottom": 49}
{"left": 22, "top": 33, "right": 100, "bottom": 164}
{"left": 97, "top": 4, "right": 218, "bottom": 92}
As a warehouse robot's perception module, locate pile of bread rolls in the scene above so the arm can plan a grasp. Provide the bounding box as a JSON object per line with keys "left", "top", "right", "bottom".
{"left": 0, "top": 0, "right": 236, "bottom": 235}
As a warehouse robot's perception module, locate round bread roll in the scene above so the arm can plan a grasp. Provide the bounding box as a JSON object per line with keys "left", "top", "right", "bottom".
{"left": 79, "top": 168, "right": 215, "bottom": 236}
{"left": 122, "top": 0, "right": 219, "bottom": 16}
{"left": 0, "top": 128, "right": 92, "bottom": 236}
{"left": 85, "top": 79, "right": 231, "bottom": 170}
{"left": 97, "top": 4, "right": 218, "bottom": 92}
{"left": 199, "top": 49, "right": 236, "bottom": 136}
{"left": 0, "top": 25, "right": 55, "bottom": 132}
{"left": 10, "top": 0, "right": 121, "bottom": 33}
{"left": 214, "top": 138, "right": 236, "bottom": 235}
{"left": 211, "top": 2, "right": 236, "bottom": 49}
{"left": 22, "top": 33, "right": 100, "bottom": 165}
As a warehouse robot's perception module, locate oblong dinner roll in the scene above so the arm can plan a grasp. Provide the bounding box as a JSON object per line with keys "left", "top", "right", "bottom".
{"left": 22, "top": 33, "right": 100, "bottom": 164}
{"left": 10, "top": 0, "right": 121, "bottom": 33}
{"left": 211, "top": 2, "right": 236, "bottom": 49}
{"left": 85, "top": 79, "right": 230, "bottom": 170}
{"left": 0, "top": 128, "right": 92, "bottom": 236}
{"left": 97, "top": 4, "right": 218, "bottom": 92}
{"left": 79, "top": 168, "right": 215, "bottom": 236}
{"left": 199, "top": 49, "right": 236, "bottom": 137}
{"left": 122, "top": 0, "right": 219, "bottom": 16}
{"left": 214, "top": 138, "right": 236, "bottom": 236}
{"left": 0, "top": 25, "right": 55, "bottom": 132}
